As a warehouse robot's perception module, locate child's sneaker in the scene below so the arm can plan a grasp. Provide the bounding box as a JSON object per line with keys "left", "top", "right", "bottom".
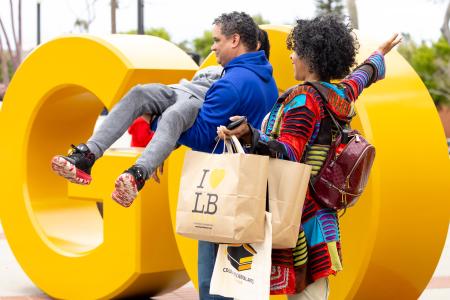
{"left": 112, "top": 165, "right": 147, "bottom": 207}
{"left": 51, "top": 144, "right": 95, "bottom": 185}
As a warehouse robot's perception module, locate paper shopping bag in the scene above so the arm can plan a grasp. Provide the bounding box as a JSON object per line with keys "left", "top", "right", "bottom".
{"left": 269, "top": 158, "right": 311, "bottom": 248}
{"left": 210, "top": 212, "right": 272, "bottom": 300}
{"left": 176, "top": 136, "right": 269, "bottom": 243}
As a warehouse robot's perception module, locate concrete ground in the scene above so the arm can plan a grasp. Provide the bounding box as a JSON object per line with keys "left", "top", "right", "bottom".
{"left": 1, "top": 116, "right": 449, "bottom": 299}
{"left": 1, "top": 219, "right": 449, "bottom": 299}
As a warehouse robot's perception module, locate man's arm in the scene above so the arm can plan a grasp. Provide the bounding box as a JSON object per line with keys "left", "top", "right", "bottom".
{"left": 178, "top": 80, "right": 240, "bottom": 152}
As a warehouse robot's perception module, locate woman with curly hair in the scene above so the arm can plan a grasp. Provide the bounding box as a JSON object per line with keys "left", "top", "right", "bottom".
{"left": 218, "top": 14, "right": 401, "bottom": 299}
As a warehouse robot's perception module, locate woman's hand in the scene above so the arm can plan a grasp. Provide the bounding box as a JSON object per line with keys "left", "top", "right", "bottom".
{"left": 377, "top": 33, "right": 402, "bottom": 55}
{"left": 217, "top": 116, "right": 251, "bottom": 141}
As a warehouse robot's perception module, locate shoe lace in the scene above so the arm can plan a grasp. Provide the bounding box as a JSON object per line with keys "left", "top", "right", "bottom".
{"left": 68, "top": 144, "right": 93, "bottom": 162}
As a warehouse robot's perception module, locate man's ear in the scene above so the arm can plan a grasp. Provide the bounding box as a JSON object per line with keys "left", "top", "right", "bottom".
{"left": 231, "top": 33, "right": 241, "bottom": 49}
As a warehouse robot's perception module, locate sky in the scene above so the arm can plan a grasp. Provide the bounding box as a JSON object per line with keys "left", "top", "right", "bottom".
{"left": 0, "top": 0, "right": 448, "bottom": 51}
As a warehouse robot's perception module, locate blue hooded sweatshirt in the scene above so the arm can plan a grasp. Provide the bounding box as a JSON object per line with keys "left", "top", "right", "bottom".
{"left": 178, "top": 50, "right": 278, "bottom": 152}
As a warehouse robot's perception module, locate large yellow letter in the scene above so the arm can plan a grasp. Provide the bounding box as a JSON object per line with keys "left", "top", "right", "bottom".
{"left": 0, "top": 35, "right": 197, "bottom": 299}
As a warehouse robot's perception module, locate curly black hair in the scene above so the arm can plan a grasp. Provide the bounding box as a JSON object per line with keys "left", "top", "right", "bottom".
{"left": 213, "top": 11, "right": 258, "bottom": 52}
{"left": 287, "top": 14, "right": 359, "bottom": 81}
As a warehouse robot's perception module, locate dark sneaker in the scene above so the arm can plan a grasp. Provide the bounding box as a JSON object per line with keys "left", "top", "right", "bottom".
{"left": 51, "top": 144, "right": 95, "bottom": 185}
{"left": 112, "top": 165, "right": 147, "bottom": 207}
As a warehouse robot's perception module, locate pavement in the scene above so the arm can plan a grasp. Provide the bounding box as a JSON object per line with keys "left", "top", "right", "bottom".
{"left": 0, "top": 116, "right": 449, "bottom": 299}
{"left": 1, "top": 219, "right": 449, "bottom": 299}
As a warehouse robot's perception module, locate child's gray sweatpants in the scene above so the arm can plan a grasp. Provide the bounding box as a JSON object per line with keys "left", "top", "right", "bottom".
{"left": 86, "top": 83, "right": 203, "bottom": 178}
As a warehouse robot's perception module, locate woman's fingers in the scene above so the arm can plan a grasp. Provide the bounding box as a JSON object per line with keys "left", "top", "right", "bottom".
{"left": 217, "top": 121, "right": 250, "bottom": 140}
{"left": 391, "top": 34, "right": 402, "bottom": 48}
{"left": 379, "top": 33, "right": 402, "bottom": 55}
{"left": 217, "top": 126, "right": 230, "bottom": 140}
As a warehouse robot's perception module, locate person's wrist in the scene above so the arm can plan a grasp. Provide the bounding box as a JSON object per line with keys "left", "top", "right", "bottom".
{"left": 240, "top": 124, "right": 252, "bottom": 144}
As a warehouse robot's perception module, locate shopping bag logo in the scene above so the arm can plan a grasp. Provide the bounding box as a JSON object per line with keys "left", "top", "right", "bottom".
{"left": 192, "top": 169, "right": 224, "bottom": 215}
{"left": 226, "top": 244, "right": 257, "bottom": 272}
{"left": 210, "top": 169, "right": 225, "bottom": 189}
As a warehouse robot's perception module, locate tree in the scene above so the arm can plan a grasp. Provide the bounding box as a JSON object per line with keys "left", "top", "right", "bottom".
{"left": 0, "top": 0, "right": 23, "bottom": 86}
{"left": 193, "top": 30, "right": 213, "bottom": 61}
{"left": 111, "top": 0, "right": 118, "bottom": 34}
{"left": 346, "top": 0, "right": 358, "bottom": 29}
{"left": 177, "top": 40, "right": 193, "bottom": 53}
{"left": 252, "top": 14, "right": 269, "bottom": 25}
{"left": 398, "top": 35, "right": 450, "bottom": 107}
{"left": 442, "top": 0, "right": 450, "bottom": 43}
{"left": 73, "top": 0, "right": 99, "bottom": 33}
{"left": 124, "top": 28, "right": 171, "bottom": 41}
{"left": 145, "top": 28, "right": 171, "bottom": 41}
{"left": 315, "top": 0, "right": 345, "bottom": 16}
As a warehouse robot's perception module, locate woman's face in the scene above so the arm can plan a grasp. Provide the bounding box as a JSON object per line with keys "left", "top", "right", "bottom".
{"left": 290, "top": 51, "right": 308, "bottom": 81}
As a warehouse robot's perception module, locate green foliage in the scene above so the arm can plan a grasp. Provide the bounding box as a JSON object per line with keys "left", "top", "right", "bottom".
{"left": 315, "top": 0, "right": 345, "bottom": 16}
{"left": 193, "top": 30, "right": 213, "bottom": 61}
{"left": 399, "top": 36, "right": 450, "bottom": 107}
{"left": 0, "top": 56, "right": 15, "bottom": 83}
{"left": 145, "top": 28, "right": 171, "bottom": 41}
{"left": 252, "top": 14, "right": 269, "bottom": 25}
{"left": 124, "top": 27, "right": 171, "bottom": 41}
{"left": 177, "top": 40, "right": 193, "bottom": 53}
{"left": 74, "top": 19, "right": 90, "bottom": 32}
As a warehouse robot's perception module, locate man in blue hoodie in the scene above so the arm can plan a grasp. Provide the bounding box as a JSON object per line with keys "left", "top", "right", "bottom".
{"left": 177, "top": 14, "right": 277, "bottom": 153}
{"left": 178, "top": 12, "right": 278, "bottom": 300}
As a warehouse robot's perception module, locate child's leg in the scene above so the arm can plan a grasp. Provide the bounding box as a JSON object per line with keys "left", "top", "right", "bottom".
{"left": 135, "top": 94, "right": 203, "bottom": 177}
{"left": 51, "top": 83, "right": 177, "bottom": 186}
{"left": 87, "top": 83, "right": 177, "bottom": 159}
{"left": 111, "top": 94, "right": 202, "bottom": 207}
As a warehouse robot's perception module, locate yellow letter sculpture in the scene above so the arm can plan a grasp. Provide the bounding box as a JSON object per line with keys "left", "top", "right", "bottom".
{"left": 1, "top": 27, "right": 449, "bottom": 299}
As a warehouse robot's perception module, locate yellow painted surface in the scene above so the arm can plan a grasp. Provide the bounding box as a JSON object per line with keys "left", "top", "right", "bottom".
{"left": 0, "top": 27, "right": 449, "bottom": 299}
{"left": 0, "top": 34, "right": 197, "bottom": 299}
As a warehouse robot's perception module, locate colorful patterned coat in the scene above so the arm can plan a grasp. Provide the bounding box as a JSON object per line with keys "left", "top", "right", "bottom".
{"left": 249, "top": 51, "right": 386, "bottom": 295}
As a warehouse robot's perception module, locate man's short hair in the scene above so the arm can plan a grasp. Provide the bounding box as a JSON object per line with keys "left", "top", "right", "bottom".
{"left": 213, "top": 11, "right": 258, "bottom": 52}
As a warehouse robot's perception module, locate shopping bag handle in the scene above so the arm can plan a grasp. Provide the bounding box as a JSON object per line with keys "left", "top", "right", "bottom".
{"left": 213, "top": 135, "right": 246, "bottom": 154}
{"left": 224, "top": 139, "right": 234, "bottom": 153}
{"left": 229, "top": 135, "right": 245, "bottom": 154}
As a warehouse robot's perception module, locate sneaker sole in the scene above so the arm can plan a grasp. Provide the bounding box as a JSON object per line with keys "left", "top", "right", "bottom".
{"left": 51, "top": 156, "right": 92, "bottom": 185}
{"left": 112, "top": 173, "right": 138, "bottom": 208}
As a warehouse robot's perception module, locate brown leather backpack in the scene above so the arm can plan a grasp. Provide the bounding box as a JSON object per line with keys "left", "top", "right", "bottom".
{"left": 305, "top": 82, "right": 376, "bottom": 211}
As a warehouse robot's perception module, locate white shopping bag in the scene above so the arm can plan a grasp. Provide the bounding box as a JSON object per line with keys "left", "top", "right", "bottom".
{"left": 210, "top": 212, "right": 272, "bottom": 300}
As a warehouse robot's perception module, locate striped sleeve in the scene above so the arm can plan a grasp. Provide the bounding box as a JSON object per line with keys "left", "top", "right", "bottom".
{"left": 341, "top": 51, "right": 385, "bottom": 102}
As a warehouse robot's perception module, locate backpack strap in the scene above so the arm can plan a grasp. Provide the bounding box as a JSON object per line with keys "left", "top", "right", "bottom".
{"left": 303, "top": 81, "right": 344, "bottom": 132}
